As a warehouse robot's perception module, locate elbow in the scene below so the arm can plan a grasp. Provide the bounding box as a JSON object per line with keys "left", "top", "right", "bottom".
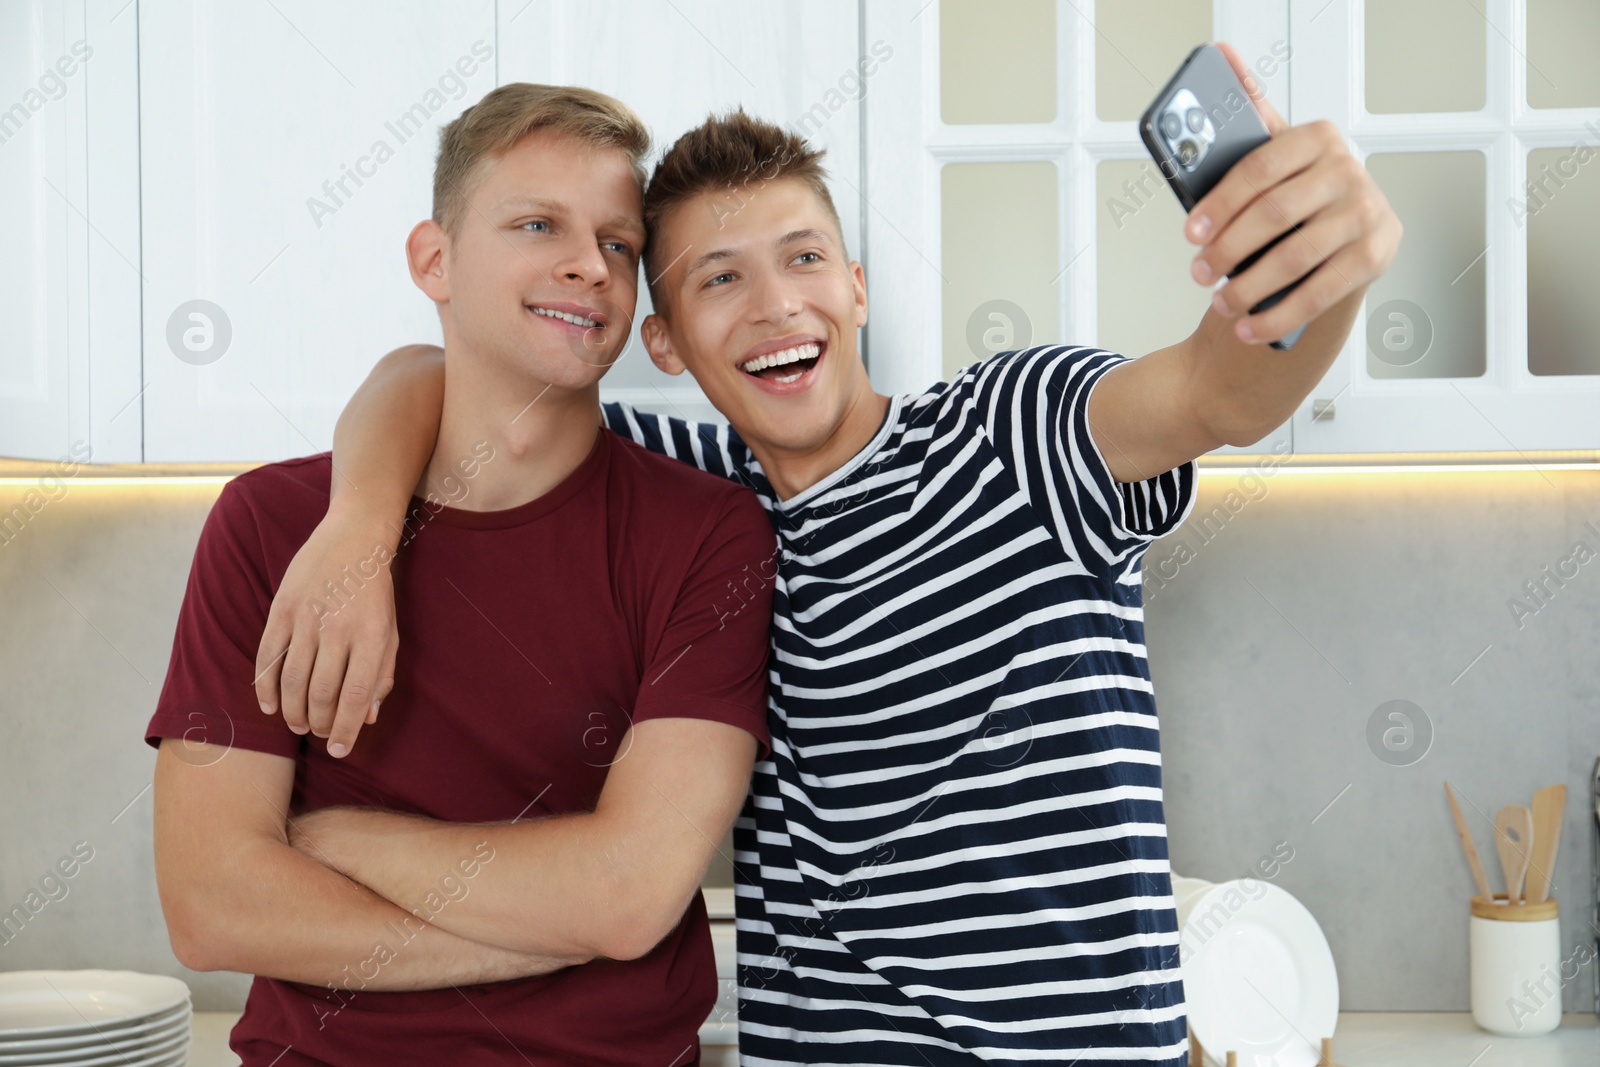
{"left": 1210, "top": 411, "right": 1285, "bottom": 450}
{"left": 596, "top": 924, "right": 668, "bottom": 963}
{"left": 162, "top": 899, "right": 230, "bottom": 973}
{"left": 1220, "top": 424, "right": 1276, "bottom": 449}
{"left": 591, "top": 893, "right": 686, "bottom": 962}
{"left": 156, "top": 861, "right": 247, "bottom": 974}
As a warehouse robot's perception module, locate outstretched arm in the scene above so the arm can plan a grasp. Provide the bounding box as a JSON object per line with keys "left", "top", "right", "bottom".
{"left": 154, "top": 740, "right": 590, "bottom": 991}
{"left": 1089, "top": 41, "right": 1401, "bottom": 482}
{"left": 289, "top": 717, "right": 757, "bottom": 960}
{"left": 255, "top": 344, "right": 445, "bottom": 755}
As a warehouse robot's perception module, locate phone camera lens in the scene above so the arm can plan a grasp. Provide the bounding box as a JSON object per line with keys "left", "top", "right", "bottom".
{"left": 1160, "top": 111, "right": 1182, "bottom": 139}
{"left": 1186, "top": 107, "right": 1205, "bottom": 133}
{"left": 1176, "top": 139, "right": 1199, "bottom": 166}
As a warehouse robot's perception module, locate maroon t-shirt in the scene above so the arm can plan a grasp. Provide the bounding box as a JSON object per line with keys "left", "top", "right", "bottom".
{"left": 145, "top": 428, "right": 775, "bottom": 1067}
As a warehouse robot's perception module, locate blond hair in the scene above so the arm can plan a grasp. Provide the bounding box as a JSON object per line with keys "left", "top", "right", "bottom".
{"left": 433, "top": 83, "right": 650, "bottom": 238}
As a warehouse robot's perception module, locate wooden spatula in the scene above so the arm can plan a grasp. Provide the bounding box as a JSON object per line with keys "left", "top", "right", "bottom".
{"left": 1495, "top": 805, "right": 1534, "bottom": 905}
{"left": 1444, "top": 781, "right": 1495, "bottom": 902}
{"left": 1524, "top": 784, "right": 1567, "bottom": 904}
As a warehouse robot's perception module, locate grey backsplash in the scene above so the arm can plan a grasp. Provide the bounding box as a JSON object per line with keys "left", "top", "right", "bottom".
{"left": 1, "top": 466, "right": 1597, "bottom": 1013}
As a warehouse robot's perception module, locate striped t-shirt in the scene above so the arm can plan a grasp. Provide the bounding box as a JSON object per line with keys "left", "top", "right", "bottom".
{"left": 605, "top": 345, "right": 1198, "bottom": 1066}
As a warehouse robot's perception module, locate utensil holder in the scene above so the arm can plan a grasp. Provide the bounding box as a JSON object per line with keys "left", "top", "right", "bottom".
{"left": 1469, "top": 893, "right": 1561, "bottom": 1035}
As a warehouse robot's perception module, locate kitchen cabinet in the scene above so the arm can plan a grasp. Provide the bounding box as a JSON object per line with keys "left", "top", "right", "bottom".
{"left": 0, "top": 0, "right": 860, "bottom": 463}
{"left": 862, "top": 0, "right": 1599, "bottom": 458}
{"left": 1288, "top": 0, "right": 1600, "bottom": 453}
{"left": 5, "top": 1, "right": 1593, "bottom": 462}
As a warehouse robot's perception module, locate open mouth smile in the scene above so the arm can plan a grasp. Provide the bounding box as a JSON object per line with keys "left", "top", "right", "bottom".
{"left": 740, "top": 341, "right": 824, "bottom": 386}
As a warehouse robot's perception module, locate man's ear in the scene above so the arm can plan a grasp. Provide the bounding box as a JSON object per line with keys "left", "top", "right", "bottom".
{"left": 850, "top": 260, "right": 868, "bottom": 329}
{"left": 407, "top": 219, "right": 450, "bottom": 302}
{"left": 642, "top": 313, "right": 687, "bottom": 375}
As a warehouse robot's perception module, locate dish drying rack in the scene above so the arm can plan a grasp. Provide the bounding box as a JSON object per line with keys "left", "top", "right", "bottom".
{"left": 1188, "top": 1034, "right": 1345, "bottom": 1067}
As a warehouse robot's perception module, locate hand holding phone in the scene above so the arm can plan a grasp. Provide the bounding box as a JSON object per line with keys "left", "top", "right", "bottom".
{"left": 1140, "top": 43, "right": 1347, "bottom": 351}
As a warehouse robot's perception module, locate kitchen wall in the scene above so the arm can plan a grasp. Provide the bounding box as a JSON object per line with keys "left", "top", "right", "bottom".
{"left": 1149, "top": 463, "right": 1600, "bottom": 1015}
{"left": 2, "top": 462, "right": 1596, "bottom": 1013}
{"left": 0, "top": 480, "right": 251, "bottom": 1009}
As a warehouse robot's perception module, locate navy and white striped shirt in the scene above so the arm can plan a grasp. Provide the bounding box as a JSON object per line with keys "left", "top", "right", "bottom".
{"left": 606, "top": 345, "right": 1198, "bottom": 1065}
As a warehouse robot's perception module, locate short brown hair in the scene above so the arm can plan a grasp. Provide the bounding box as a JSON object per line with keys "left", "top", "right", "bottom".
{"left": 433, "top": 83, "right": 650, "bottom": 238}
{"left": 643, "top": 109, "right": 842, "bottom": 306}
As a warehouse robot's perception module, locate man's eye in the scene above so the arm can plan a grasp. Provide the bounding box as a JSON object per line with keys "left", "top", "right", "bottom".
{"left": 604, "top": 241, "right": 634, "bottom": 256}
{"left": 792, "top": 251, "right": 822, "bottom": 265}
{"left": 522, "top": 220, "right": 550, "bottom": 233}
{"left": 707, "top": 272, "right": 736, "bottom": 286}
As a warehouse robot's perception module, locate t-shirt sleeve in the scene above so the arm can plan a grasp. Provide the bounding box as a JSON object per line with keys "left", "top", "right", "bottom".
{"left": 602, "top": 401, "right": 753, "bottom": 487}
{"left": 630, "top": 486, "right": 776, "bottom": 758}
{"left": 972, "top": 345, "right": 1198, "bottom": 582}
{"left": 145, "top": 480, "right": 305, "bottom": 759}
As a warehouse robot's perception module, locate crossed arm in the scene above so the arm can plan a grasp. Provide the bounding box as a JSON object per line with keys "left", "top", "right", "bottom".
{"left": 285, "top": 718, "right": 756, "bottom": 960}
{"left": 153, "top": 739, "right": 587, "bottom": 989}
{"left": 154, "top": 715, "right": 755, "bottom": 984}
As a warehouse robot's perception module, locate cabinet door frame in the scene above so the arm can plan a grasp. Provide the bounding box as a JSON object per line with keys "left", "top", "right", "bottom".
{"left": 861, "top": 0, "right": 1293, "bottom": 458}
{"left": 1290, "top": 0, "right": 1600, "bottom": 454}
{"left": 0, "top": 0, "right": 141, "bottom": 463}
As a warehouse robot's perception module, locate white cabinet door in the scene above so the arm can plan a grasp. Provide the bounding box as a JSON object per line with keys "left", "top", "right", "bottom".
{"left": 499, "top": 0, "right": 862, "bottom": 426}
{"left": 1289, "top": 0, "right": 1600, "bottom": 453}
{"left": 0, "top": 0, "right": 140, "bottom": 463}
{"left": 0, "top": 0, "right": 79, "bottom": 461}
{"left": 139, "top": 1, "right": 495, "bottom": 462}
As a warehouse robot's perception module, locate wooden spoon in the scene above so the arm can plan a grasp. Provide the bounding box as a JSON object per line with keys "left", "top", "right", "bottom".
{"left": 1525, "top": 784, "right": 1567, "bottom": 904}
{"left": 1443, "top": 781, "right": 1495, "bottom": 902}
{"left": 1494, "top": 805, "right": 1534, "bottom": 905}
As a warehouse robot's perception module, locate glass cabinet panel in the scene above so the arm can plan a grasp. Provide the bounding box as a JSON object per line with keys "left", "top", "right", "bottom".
{"left": 1095, "top": 158, "right": 1212, "bottom": 359}
{"left": 1527, "top": 0, "right": 1600, "bottom": 109}
{"left": 1365, "top": 0, "right": 1484, "bottom": 114}
{"left": 1362, "top": 151, "right": 1486, "bottom": 379}
{"left": 941, "top": 162, "right": 1059, "bottom": 379}
{"left": 940, "top": 0, "right": 1057, "bottom": 124}
{"left": 1093, "top": 1, "right": 1213, "bottom": 122}
{"left": 1526, "top": 146, "right": 1600, "bottom": 375}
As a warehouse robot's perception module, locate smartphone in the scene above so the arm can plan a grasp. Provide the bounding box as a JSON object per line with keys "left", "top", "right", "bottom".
{"left": 1140, "top": 43, "right": 1308, "bottom": 351}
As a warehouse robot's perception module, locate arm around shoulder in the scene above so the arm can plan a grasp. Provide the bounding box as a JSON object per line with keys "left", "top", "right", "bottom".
{"left": 255, "top": 343, "right": 447, "bottom": 753}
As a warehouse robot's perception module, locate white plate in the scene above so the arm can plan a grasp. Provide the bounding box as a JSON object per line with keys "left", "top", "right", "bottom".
{"left": 0, "top": 1028, "right": 189, "bottom": 1067}
{"left": 1178, "top": 880, "right": 1339, "bottom": 1067}
{"left": 52, "top": 1041, "right": 191, "bottom": 1067}
{"left": 0, "top": 973, "right": 189, "bottom": 1039}
{"left": 0, "top": 1003, "right": 189, "bottom": 1054}
{"left": 0, "top": 1015, "right": 189, "bottom": 1065}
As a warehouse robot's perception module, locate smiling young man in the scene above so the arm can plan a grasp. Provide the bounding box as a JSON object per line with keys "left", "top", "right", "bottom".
{"left": 255, "top": 45, "right": 1400, "bottom": 1067}
{"left": 145, "top": 84, "right": 777, "bottom": 1067}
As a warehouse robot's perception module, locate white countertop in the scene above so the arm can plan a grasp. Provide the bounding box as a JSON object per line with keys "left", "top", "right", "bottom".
{"left": 191, "top": 1011, "right": 1600, "bottom": 1066}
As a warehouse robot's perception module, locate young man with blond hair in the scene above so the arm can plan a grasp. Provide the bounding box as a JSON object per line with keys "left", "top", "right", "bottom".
{"left": 146, "top": 84, "right": 776, "bottom": 1066}
{"left": 255, "top": 44, "right": 1399, "bottom": 1066}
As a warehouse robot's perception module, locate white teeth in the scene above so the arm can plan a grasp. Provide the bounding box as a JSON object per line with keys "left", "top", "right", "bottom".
{"left": 530, "top": 306, "right": 600, "bottom": 328}
{"left": 772, "top": 371, "right": 804, "bottom": 383}
{"left": 740, "top": 342, "right": 821, "bottom": 374}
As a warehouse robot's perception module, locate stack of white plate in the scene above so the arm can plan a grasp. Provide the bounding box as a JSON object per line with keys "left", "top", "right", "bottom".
{"left": 0, "top": 972, "right": 191, "bottom": 1067}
